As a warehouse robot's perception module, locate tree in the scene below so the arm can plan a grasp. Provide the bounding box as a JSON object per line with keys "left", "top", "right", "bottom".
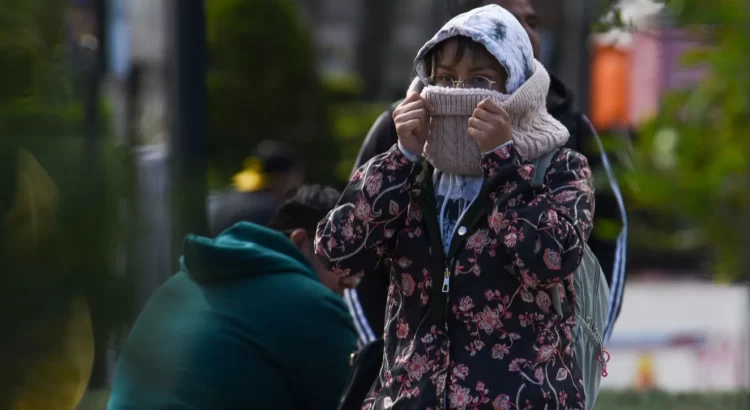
{"left": 206, "top": 0, "right": 337, "bottom": 186}
{"left": 619, "top": 0, "right": 750, "bottom": 280}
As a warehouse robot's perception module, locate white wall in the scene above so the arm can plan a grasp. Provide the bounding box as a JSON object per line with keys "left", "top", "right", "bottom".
{"left": 603, "top": 281, "right": 750, "bottom": 392}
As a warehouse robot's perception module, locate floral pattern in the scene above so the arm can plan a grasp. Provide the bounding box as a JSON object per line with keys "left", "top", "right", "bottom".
{"left": 316, "top": 144, "right": 594, "bottom": 410}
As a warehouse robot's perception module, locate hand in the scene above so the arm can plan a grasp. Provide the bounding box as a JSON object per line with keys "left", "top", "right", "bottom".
{"left": 468, "top": 98, "right": 512, "bottom": 153}
{"left": 393, "top": 92, "right": 433, "bottom": 154}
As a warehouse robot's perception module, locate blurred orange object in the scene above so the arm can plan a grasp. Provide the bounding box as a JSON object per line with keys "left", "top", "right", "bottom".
{"left": 590, "top": 44, "right": 631, "bottom": 130}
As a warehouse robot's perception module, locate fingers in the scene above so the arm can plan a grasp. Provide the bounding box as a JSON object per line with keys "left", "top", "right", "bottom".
{"left": 471, "top": 107, "right": 495, "bottom": 123}
{"left": 477, "top": 98, "right": 506, "bottom": 115}
{"left": 394, "top": 94, "right": 434, "bottom": 117}
{"left": 397, "top": 108, "right": 429, "bottom": 123}
{"left": 468, "top": 117, "right": 491, "bottom": 131}
{"left": 467, "top": 126, "right": 487, "bottom": 141}
{"left": 396, "top": 119, "right": 424, "bottom": 136}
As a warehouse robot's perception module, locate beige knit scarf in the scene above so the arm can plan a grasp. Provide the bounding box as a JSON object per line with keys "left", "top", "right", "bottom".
{"left": 408, "top": 60, "right": 570, "bottom": 175}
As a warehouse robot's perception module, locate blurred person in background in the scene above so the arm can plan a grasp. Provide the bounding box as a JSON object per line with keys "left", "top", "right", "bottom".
{"left": 108, "top": 184, "right": 357, "bottom": 410}
{"left": 346, "top": 0, "right": 627, "bottom": 351}
{"left": 319, "top": 5, "right": 594, "bottom": 408}
{"left": 207, "top": 140, "right": 304, "bottom": 236}
{"left": 0, "top": 143, "right": 94, "bottom": 410}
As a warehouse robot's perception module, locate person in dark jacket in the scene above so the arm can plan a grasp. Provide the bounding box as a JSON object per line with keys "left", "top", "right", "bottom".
{"left": 207, "top": 140, "right": 304, "bottom": 236}
{"left": 346, "top": 0, "right": 627, "bottom": 349}
{"left": 318, "top": 5, "right": 593, "bottom": 408}
{"left": 109, "top": 185, "right": 357, "bottom": 410}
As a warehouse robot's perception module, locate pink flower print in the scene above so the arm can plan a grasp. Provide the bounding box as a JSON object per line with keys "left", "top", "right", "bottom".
{"left": 466, "top": 229, "right": 490, "bottom": 252}
{"left": 556, "top": 368, "right": 569, "bottom": 381}
{"left": 545, "top": 208, "right": 559, "bottom": 226}
{"left": 384, "top": 369, "right": 394, "bottom": 386}
{"left": 491, "top": 344, "right": 510, "bottom": 360}
{"left": 404, "top": 353, "right": 430, "bottom": 381}
{"left": 395, "top": 257, "right": 412, "bottom": 269}
{"left": 389, "top": 200, "right": 400, "bottom": 216}
{"left": 330, "top": 266, "right": 351, "bottom": 278}
{"left": 536, "top": 291, "right": 551, "bottom": 313}
{"left": 449, "top": 385, "right": 473, "bottom": 410}
{"left": 365, "top": 172, "right": 382, "bottom": 196}
{"left": 496, "top": 144, "right": 512, "bottom": 159}
{"left": 504, "top": 232, "right": 518, "bottom": 248}
{"left": 354, "top": 194, "right": 372, "bottom": 221}
{"left": 535, "top": 367, "right": 545, "bottom": 383}
{"left": 558, "top": 390, "right": 568, "bottom": 402}
{"left": 492, "top": 394, "right": 512, "bottom": 410}
{"left": 543, "top": 248, "right": 562, "bottom": 271}
{"left": 508, "top": 358, "right": 529, "bottom": 372}
{"left": 535, "top": 344, "right": 555, "bottom": 363}
{"left": 502, "top": 181, "right": 517, "bottom": 194}
{"left": 401, "top": 273, "right": 415, "bottom": 297}
{"left": 484, "top": 289, "right": 495, "bottom": 301}
{"left": 476, "top": 381, "right": 486, "bottom": 392}
{"left": 326, "top": 237, "right": 338, "bottom": 252}
{"left": 458, "top": 296, "right": 475, "bottom": 313}
{"left": 554, "top": 190, "right": 577, "bottom": 203}
{"left": 518, "top": 165, "right": 534, "bottom": 180}
{"left": 396, "top": 319, "right": 410, "bottom": 339}
{"left": 474, "top": 306, "right": 501, "bottom": 334}
{"left": 342, "top": 225, "right": 354, "bottom": 239}
{"left": 520, "top": 288, "right": 534, "bottom": 303}
{"left": 421, "top": 332, "right": 434, "bottom": 344}
{"left": 452, "top": 363, "right": 470, "bottom": 380}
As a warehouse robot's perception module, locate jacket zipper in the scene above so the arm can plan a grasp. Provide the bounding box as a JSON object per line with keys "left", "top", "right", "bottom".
{"left": 415, "top": 165, "right": 513, "bottom": 410}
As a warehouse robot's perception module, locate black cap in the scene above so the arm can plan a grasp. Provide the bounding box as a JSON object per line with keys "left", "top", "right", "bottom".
{"left": 252, "top": 141, "right": 299, "bottom": 174}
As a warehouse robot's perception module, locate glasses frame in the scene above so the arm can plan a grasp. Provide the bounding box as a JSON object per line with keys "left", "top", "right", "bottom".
{"left": 426, "top": 75, "right": 498, "bottom": 90}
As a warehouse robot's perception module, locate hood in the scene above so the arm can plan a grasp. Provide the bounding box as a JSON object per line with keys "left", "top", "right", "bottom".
{"left": 413, "top": 4, "right": 535, "bottom": 94}
{"left": 182, "top": 222, "right": 316, "bottom": 284}
{"left": 546, "top": 74, "right": 574, "bottom": 118}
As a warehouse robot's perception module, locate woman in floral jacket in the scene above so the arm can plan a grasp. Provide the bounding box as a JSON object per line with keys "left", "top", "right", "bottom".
{"left": 316, "top": 5, "right": 594, "bottom": 410}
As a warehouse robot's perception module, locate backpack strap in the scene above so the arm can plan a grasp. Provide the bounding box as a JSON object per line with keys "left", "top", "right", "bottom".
{"left": 531, "top": 149, "right": 559, "bottom": 189}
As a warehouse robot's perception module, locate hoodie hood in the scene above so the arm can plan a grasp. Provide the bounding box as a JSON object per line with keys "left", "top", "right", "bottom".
{"left": 413, "top": 4, "right": 535, "bottom": 94}
{"left": 182, "top": 222, "right": 316, "bottom": 284}
{"left": 546, "top": 74, "right": 574, "bottom": 118}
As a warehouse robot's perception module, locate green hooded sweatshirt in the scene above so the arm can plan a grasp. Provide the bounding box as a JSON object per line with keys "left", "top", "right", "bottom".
{"left": 108, "top": 222, "right": 357, "bottom": 410}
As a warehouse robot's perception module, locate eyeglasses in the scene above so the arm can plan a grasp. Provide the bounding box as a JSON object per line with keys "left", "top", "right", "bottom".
{"left": 427, "top": 74, "right": 498, "bottom": 90}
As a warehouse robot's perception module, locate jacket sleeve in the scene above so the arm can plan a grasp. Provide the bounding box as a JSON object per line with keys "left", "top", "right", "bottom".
{"left": 480, "top": 145, "right": 595, "bottom": 287}
{"left": 316, "top": 144, "right": 422, "bottom": 279}
{"left": 349, "top": 110, "right": 399, "bottom": 179}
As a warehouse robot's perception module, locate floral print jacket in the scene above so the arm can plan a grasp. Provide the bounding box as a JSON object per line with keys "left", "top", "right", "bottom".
{"left": 316, "top": 144, "right": 594, "bottom": 410}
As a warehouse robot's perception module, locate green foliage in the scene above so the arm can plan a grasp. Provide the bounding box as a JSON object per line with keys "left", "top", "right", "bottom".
{"left": 620, "top": 0, "right": 750, "bottom": 280}
{"left": 206, "top": 0, "right": 337, "bottom": 185}
{"left": 595, "top": 390, "right": 749, "bottom": 410}
{"left": 322, "top": 73, "right": 389, "bottom": 184}
{"left": 0, "top": 0, "right": 80, "bottom": 136}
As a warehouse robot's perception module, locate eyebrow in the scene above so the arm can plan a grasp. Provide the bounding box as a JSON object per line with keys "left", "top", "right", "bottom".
{"left": 436, "top": 64, "right": 457, "bottom": 71}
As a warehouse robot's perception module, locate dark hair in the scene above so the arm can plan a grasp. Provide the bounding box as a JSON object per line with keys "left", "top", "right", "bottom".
{"left": 266, "top": 184, "right": 341, "bottom": 235}
{"left": 424, "top": 36, "right": 499, "bottom": 77}
{"left": 446, "top": 0, "right": 484, "bottom": 17}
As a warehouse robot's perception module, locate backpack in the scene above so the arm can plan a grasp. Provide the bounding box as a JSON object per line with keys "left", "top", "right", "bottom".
{"left": 532, "top": 149, "right": 611, "bottom": 410}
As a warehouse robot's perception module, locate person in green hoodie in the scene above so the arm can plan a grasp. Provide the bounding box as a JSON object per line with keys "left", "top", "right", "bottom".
{"left": 108, "top": 185, "right": 358, "bottom": 410}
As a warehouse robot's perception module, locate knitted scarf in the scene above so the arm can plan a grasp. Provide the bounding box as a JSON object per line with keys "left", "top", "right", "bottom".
{"left": 407, "top": 60, "right": 569, "bottom": 175}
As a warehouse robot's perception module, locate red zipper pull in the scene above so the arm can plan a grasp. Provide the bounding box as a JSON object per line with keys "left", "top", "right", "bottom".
{"left": 597, "top": 349, "right": 611, "bottom": 377}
